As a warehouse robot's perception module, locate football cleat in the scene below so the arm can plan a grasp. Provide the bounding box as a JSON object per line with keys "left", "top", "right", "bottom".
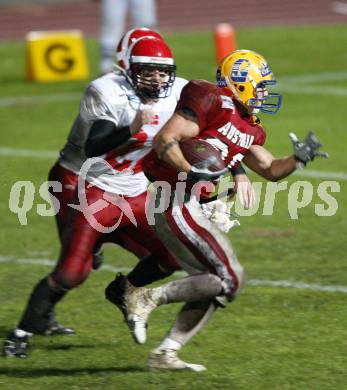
{"left": 148, "top": 348, "right": 207, "bottom": 372}
{"left": 126, "top": 286, "right": 162, "bottom": 344}
{"left": 105, "top": 273, "right": 129, "bottom": 319}
{"left": 42, "top": 321, "right": 75, "bottom": 336}
{"left": 3, "top": 328, "right": 32, "bottom": 358}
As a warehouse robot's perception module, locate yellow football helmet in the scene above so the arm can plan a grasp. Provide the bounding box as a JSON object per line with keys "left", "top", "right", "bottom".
{"left": 216, "top": 49, "right": 282, "bottom": 114}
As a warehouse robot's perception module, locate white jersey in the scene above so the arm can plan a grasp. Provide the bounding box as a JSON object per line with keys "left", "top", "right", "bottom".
{"left": 59, "top": 72, "right": 187, "bottom": 197}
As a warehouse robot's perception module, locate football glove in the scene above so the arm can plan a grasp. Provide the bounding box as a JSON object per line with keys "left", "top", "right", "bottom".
{"left": 289, "top": 131, "right": 329, "bottom": 165}
{"left": 201, "top": 200, "right": 240, "bottom": 233}
{"left": 187, "top": 156, "right": 228, "bottom": 182}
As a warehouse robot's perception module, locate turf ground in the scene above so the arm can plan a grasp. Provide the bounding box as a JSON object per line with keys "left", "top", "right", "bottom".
{"left": 0, "top": 25, "right": 346, "bottom": 389}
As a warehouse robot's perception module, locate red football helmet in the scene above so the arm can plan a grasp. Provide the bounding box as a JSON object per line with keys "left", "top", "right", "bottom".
{"left": 126, "top": 37, "right": 176, "bottom": 100}
{"left": 116, "top": 27, "right": 163, "bottom": 70}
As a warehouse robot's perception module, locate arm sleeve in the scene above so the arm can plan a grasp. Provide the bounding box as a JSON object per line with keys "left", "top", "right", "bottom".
{"left": 85, "top": 120, "right": 131, "bottom": 157}
{"left": 175, "top": 81, "right": 219, "bottom": 129}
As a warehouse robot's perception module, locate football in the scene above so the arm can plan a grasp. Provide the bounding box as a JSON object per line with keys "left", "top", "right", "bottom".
{"left": 179, "top": 138, "right": 225, "bottom": 171}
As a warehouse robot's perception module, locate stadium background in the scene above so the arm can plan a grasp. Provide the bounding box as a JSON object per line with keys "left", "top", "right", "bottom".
{"left": 0, "top": 1, "right": 346, "bottom": 389}
{"left": 0, "top": 0, "right": 346, "bottom": 40}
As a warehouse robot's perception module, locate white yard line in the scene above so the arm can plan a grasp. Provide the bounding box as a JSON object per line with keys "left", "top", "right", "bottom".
{"left": 0, "top": 71, "right": 346, "bottom": 108}
{"left": 247, "top": 279, "right": 347, "bottom": 293}
{"left": 0, "top": 92, "right": 80, "bottom": 108}
{"left": 1, "top": 147, "right": 346, "bottom": 180}
{"left": 0, "top": 147, "right": 57, "bottom": 158}
{"left": 280, "top": 70, "right": 347, "bottom": 84}
{"left": 292, "top": 169, "right": 347, "bottom": 181}
{"left": 280, "top": 84, "right": 347, "bottom": 96}
{"left": 1, "top": 256, "right": 346, "bottom": 294}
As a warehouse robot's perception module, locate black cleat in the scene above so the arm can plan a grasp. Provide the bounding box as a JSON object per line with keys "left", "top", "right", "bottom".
{"left": 92, "top": 249, "right": 104, "bottom": 270}
{"left": 3, "top": 329, "right": 30, "bottom": 358}
{"left": 105, "top": 273, "right": 129, "bottom": 318}
{"left": 43, "top": 321, "right": 75, "bottom": 336}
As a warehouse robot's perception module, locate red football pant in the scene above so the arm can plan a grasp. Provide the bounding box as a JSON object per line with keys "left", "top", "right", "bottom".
{"left": 50, "top": 180, "right": 179, "bottom": 289}
{"left": 48, "top": 162, "right": 149, "bottom": 258}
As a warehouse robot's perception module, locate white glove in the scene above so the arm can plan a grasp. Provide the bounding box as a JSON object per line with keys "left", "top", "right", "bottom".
{"left": 201, "top": 200, "right": 240, "bottom": 233}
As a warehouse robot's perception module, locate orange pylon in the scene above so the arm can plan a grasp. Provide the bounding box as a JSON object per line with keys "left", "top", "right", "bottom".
{"left": 214, "top": 23, "right": 237, "bottom": 64}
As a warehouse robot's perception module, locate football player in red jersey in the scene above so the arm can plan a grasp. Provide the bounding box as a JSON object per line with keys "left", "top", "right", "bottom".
{"left": 121, "top": 50, "right": 328, "bottom": 371}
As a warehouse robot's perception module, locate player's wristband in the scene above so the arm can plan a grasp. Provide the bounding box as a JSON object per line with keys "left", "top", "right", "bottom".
{"left": 294, "top": 154, "right": 306, "bottom": 169}
{"left": 230, "top": 164, "right": 246, "bottom": 177}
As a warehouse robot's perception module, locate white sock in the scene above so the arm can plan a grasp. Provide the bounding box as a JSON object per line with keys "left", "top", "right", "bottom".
{"left": 157, "top": 337, "right": 182, "bottom": 351}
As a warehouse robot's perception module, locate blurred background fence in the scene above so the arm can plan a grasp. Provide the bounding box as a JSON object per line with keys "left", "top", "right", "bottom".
{"left": 0, "top": 0, "right": 346, "bottom": 41}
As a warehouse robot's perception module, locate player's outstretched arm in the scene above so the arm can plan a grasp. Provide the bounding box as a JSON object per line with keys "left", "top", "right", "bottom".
{"left": 289, "top": 131, "right": 329, "bottom": 166}
{"left": 243, "top": 131, "right": 328, "bottom": 181}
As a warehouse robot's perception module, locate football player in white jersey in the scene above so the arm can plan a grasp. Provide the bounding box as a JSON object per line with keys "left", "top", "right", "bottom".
{"left": 50, "top": 28, "right": 166, "bottom": 269}
{"left": 3, "top": 35, "right": 186, "bottom": 358}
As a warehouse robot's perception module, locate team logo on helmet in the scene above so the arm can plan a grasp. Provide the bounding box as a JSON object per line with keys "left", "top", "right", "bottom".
{"left": 260, "top": 62, "right": 271, "bottom": 77}
{"left": 231, "top": 59, "right": 250, "bottom": 82}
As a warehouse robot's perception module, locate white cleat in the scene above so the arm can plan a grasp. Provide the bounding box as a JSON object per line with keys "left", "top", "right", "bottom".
{"left": 127, "top": 314, "right": 147, "bottom": 344}
{"left": 148, "top": 348, "right": 207, "bottom": 372}
{"left": 126, "top": 287, "right": 162, "bottom": 344}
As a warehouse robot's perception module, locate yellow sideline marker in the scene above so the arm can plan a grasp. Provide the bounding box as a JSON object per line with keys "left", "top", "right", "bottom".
{"left": 26, "top": 30, "right": 89, "bottom": 82}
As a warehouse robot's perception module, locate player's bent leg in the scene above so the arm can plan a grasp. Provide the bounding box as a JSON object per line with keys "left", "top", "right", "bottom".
{"left": 105, "top": 254, "right": 173, "bottom": 320}
{"left": 125, "top": 273, "right": 224, "bottom": 344}
{"left": 52, "top": 208, "right": 103, "bottom": 289}
{"left": 148, "top": 299, "right": 215, "bottom": 371}
{"left": 4, "top": 210, "right": 102, "bottom": 358}
{"left": 104, "top": 198, "right": 180, "bottom": 323}
{"left": 159, "top": 199, "right": 245, "bottom": 299}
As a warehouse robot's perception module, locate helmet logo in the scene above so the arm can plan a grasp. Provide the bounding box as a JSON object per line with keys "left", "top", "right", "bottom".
{"left": 260, "top": 62, "right": 271, "bottom": 77}
{"left": 231, "top": 59, "right": 250, "bottom": 82}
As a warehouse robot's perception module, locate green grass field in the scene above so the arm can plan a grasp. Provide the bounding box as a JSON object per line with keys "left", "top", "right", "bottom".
{"left": 0, "top": 24, "right": 347, "bottom": 389}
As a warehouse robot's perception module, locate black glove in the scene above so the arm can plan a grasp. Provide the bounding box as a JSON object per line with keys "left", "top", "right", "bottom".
{"left": 289, "top": 131, "right": 329, "bottom": 165}
{"left": 187, "top": 156, "right": 228, "bottom": 182}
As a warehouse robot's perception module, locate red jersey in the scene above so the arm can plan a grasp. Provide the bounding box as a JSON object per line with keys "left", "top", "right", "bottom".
{"left": 142, "top": 80, "right": 266, "bottom": 186}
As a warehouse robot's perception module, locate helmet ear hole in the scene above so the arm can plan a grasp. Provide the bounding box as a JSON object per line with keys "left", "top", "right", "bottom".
{"left": 238, "top": 85, "right": 245, "bottom": 92}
